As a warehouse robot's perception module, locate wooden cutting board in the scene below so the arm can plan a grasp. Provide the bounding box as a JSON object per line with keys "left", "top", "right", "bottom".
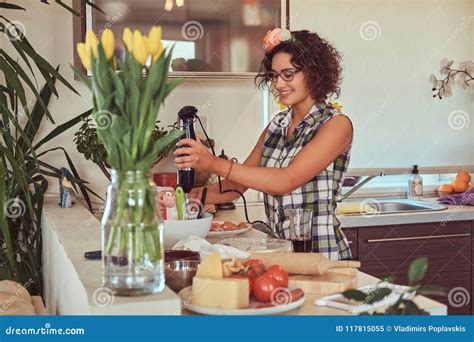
{"left": 289, "top": 268, "right": 358, "bottom": 295}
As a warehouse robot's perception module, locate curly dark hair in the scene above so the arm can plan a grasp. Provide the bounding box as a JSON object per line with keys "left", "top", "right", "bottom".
{"left": 255, "top": 30, "right": 343, "bottom": 103}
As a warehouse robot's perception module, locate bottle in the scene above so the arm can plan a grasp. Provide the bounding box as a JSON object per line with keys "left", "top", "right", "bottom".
{"left": 408, "top": 165, "right": 423, "bottom": 199}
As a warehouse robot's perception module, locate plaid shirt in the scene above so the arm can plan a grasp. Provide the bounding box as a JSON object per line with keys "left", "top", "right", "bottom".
{"left": 260, "top": 102, "right": 353, "bottom": 260}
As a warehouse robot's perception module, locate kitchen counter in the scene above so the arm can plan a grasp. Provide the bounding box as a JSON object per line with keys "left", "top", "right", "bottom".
{"left": 41, "top": 197, "right": 447, "bottom": 315}
{"left": 214, "top": 197, "right": 474, "bottom": 228}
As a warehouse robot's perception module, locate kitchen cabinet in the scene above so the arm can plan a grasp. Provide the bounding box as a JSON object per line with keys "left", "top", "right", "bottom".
{"left": 344, "top": 220, "right": 472, "bottom": 315}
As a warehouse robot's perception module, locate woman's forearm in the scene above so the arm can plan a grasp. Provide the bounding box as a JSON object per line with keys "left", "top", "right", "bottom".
{"left": 211, "top": 158, "right": 297, "bottom": 196}
{"left": 202, "top": 178, "right": 248, "bottom": 204}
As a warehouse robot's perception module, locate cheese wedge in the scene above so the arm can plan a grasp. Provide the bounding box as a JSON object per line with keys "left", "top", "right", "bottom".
{"left": 192, "top": 277, "right": 249, "bottom": 310}
{"left": 195, "top": 252, "right": 223, "bottom": 279}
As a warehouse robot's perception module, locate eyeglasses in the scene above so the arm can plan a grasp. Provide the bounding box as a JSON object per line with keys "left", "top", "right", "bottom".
{"left": 264, "top": 68, "right": 301, "bottom": 83}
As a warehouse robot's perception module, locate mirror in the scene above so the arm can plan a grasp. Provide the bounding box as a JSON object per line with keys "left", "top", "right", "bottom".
{"left": 84, "top": 0, "right": 283, "bottom": 77}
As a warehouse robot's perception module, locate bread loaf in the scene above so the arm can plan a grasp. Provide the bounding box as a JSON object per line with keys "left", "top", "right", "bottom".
{"left": 0, "top": 280, "right": 31, "bottom": 302}
{"left": 0, "top": 294, "right": 35, "bottom": 315}
{"left": 248, "top": 252, "right": 361, "bottom": 275}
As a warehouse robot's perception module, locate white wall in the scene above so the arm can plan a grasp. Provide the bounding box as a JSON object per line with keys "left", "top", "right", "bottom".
{"left": 291, "top": 0, "right": 474, "bottom": 169}
{"left": 5, "top": 1, "right": 266, "bottom": 201}
{"left": 5, "top": 0, "right": 474, "bottom": 200}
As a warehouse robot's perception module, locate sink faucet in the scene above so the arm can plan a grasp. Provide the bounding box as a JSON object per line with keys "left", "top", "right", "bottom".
{"left": 337, "top": 171, "right": 385, "bottom": 202}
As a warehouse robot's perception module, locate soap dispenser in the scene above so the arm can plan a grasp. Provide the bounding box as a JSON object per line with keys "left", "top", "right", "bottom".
{"left": 408, "top": 165, "right": 423, "bottom": 199}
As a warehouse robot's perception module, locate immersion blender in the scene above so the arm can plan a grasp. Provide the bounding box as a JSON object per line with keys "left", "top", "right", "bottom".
{"left": 177, "top": 106, "right": 198, "bottom": 219}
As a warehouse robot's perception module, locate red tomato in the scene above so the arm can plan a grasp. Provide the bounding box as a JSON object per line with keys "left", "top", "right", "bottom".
{"left": 266, "top": 265, "right": 289, "bottom": 288}
{"left": 253, "top": 273, "right": 279, "bottom": 303}
{"left": 228, "top": 274, "right": 253, "bottom": 294}
{"left": 244, "top": 259, "right": 265, "bottom": 277}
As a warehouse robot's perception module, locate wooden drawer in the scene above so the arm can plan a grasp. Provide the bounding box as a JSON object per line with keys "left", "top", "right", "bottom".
{"left": 343, "top": 228, "right": 358, "bottom": 260}
{"left": 358, "top": 221, "right": 471, "bottom": 315}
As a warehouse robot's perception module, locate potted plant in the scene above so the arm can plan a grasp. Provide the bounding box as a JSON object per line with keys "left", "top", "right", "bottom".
{"left": 0, "top": 1, "right": 101, "bottom": 295}
{"left": 74, "top": 117, "right": 178, "bottom": 180}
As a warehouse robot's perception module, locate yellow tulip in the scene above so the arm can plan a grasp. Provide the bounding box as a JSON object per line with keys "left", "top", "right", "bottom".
{"left": 132, "top": 30, "right": 148, "bottom": 65}
{"left": 123, "top": 28, "right": 133, "bottom": 52}
{"left": 147, "top": 26, "right": 162, "bottom": 55}
{"left": 101, "top": 29, "right": 115, "bottom": 60}
{"left": 152, "top": 41, "right": 164, "bottom": 64}
{"left": 76, "top": 43, "right": 91, "bottom": 70}
{"left": 85, "top": 30, "right": 98, "bottom": 58}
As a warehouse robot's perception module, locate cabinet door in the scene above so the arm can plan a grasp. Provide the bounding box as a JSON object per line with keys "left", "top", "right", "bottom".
{"left": 358, "top": 221, "right": 471, "bottom": 315}
{"left": 343, "top": 228, "right": 358, "bottom": 260}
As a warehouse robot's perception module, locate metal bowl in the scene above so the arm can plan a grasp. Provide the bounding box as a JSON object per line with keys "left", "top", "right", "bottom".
{"left": 165, "top": 260, "right": 200, "bottom": 292}
{"left": 165, "top": 250, "right": 200, "bottom": 263}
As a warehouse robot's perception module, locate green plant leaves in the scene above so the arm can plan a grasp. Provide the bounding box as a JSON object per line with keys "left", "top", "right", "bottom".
{"left": 0, "top": 0, "right": 103, "bottom": 296}
{"left": 79, "top": 43, "right": 183, "bottom": 172}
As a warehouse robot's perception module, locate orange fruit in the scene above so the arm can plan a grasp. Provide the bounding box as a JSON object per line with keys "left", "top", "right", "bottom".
{"left": 452, "top": 179, "right": 469, "bottom": 193}
{"left": 437, "top": 183, "right": 454, "bottom": 195}
{"left": 455, "top": 171, "right": 471, "bottom": 183}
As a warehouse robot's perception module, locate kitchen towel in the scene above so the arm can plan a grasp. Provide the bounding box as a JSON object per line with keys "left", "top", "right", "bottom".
{"left": 172, "top": 236, "right": 251, "bottom": 259}
{"left": 437, "top": 188, "right": 474, "bottom": 206}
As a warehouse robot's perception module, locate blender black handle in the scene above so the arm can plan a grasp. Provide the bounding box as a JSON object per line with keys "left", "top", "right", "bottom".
{"left": 177, "top": 106, "right": 198, "bottom": 193}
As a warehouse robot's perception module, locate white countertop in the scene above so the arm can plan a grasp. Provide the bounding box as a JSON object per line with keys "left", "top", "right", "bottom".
{"left": 216, "top": 197, "right": 474, "bottom": 229}
{"left": 41, "top": 196, "right": 181, "bottom": 315}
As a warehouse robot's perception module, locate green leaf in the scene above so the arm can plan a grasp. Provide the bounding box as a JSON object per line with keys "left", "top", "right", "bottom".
{"left": 18, "top": 70, "right": 58, "bottom": 153}
{"left": 0, "top": 3, "right": 26, "bottom": 10}
{"left": 0, "top": 162, "right": 17, "bottom": 273}
{"left": 365, "top": 287, "right": 392, "bottom": 304}
{"left": 33, "top": 109, "right": 92, "bottom": 151}
{"left": 10, "top": 31, "right": 78, "bottom": 96}
{"left": 342, "top": 289, "right": 367, "bottom": 302}
{"left": 54, "top": 0, "right": 81, "bottom": 16}
{"left": 0, "top": 50, "right": 53, "bottom": 122}
{"left": 71, "top": 64, "right": 92, "bottom": 89}
{"left": 0, "top": 53, "right": 28, "bottom": 112}
{"left": 408, "top": 257, "right": 428, "bottom": 285}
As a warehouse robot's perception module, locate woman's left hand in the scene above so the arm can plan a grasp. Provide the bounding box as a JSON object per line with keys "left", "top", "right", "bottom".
{"left": 174, "top": 138, "right": 216, "bottom": 173}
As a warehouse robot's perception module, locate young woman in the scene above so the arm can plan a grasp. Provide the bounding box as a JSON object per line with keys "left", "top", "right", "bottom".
{"left": 174, "top": 29, "right": 354, "bottom": 260}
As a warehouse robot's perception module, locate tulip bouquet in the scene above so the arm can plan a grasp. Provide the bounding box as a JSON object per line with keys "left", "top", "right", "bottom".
{"left": 74, "top": 27, "right": 182, "bottom": 294}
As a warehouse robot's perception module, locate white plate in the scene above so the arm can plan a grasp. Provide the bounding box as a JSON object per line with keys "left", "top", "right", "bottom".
{"left": 179, "top": 286, "right": 305, "bottom": 315}
{"left": 207, "top": 222, "right": 251, "bottom": 237}
{"left": 217, "top": 237, "right": 291, "bottom": 253}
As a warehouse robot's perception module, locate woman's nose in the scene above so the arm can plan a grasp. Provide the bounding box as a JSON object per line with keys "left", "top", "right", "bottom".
{"left": 275, "top": 75, "right": 286, "bottom": 88}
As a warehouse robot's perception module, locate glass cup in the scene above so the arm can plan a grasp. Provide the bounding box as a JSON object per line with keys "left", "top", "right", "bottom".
{"left": 268, "top": 208, "right": 313, "bottom": 253}
{"left": 288, "top": 209, "right": 313, "bottom": 253}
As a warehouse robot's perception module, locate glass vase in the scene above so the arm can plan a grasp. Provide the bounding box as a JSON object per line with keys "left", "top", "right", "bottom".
{"left": 101, "top": 170, "right": 164, "bottom": 296}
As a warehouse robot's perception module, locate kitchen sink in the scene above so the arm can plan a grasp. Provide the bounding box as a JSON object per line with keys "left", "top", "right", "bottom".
{"left": 363, "top": 198, "right": 447, "bottom": 214}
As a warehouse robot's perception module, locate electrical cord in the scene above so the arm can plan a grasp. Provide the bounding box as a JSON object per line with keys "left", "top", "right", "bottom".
{"left": 194, "top": 115, "right": 271, "bottom": 232}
